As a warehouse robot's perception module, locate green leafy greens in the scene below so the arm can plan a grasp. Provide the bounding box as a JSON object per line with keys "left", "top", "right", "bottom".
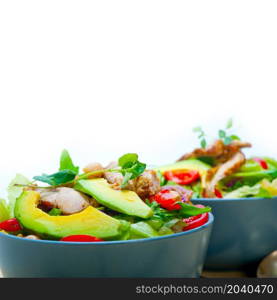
{"left": 0, "top": 199, "right": 10, "bottom": 222}
{"left": 218, "top": 118, "right": 240, "bottom": 145}
{"left": 193, "top": 127, "right": 207, "bottom": 149}
{"left": 48, "top": 208, "right": 62, "bottom": 216}
{"left": 33, "top": 170, "right": 77, "bottom": 186}
{"left": 7, "top": 174, "right": 30, "bottom": 217}
{"left": 59, "top": 149, "right": 79, "bottom": 173}
{"left": 117, "top": 153, "right": 146, "bottom": 188}
{"left": 193, "top": 119, "right": 241, "bottom": 148}
{"left": 33, "top": 150, "right": 146, "bottom": 189}
{"left": 33, "top": 150, "right": 79, "bottom": 186}
{"left": 146, "top": 200, "right": 211, "bottom": 222}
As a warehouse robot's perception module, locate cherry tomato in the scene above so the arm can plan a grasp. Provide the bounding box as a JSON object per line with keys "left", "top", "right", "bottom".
{"left": 0, "top": 218, "right": 22, "bottom": 232}
{"left": 164, "top": 170, "right": 200, "bottom": 185}
{"left": 183, "top": 205, "right": 209, "bottom": 231}
{"left": 214, "top": 188, "right": 223, "bottom": 198}
{"left": 253, "top": 157, "right": 268, "bottom": 170}
{"left": 60, "top": 235, "right": 104, "bottom": 242}
{"left": 150, "top": 189, "right": 182, "bottom": 210}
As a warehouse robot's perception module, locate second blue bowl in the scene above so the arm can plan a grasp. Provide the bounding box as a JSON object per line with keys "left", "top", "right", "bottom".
{"left": 192, "top": 197, "right": 277, "bottom": 270}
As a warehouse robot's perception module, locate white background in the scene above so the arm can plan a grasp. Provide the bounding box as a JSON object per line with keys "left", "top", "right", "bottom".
{"left": 0, "top": 0, "right": 277, "bottom": 198}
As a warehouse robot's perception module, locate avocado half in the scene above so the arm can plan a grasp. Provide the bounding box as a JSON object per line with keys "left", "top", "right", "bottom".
{"left": 155, "top": 159, "right": 211, "bottom": 174}
{"left": 74, "top": 178, "right": 153, "bottom": 219}
{"left": 14, "top": 191, "right": 122, "bottom": 240}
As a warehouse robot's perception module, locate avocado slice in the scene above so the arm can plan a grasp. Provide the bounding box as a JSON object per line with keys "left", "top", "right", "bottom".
{"left": 155, "top": 159, "right": 211, "bottom": 174}
{"left": 74, "top": 178, "right": 153, "bottom": 219}
{"left": 14, "top": 190, "right": 122, "bottom": 239}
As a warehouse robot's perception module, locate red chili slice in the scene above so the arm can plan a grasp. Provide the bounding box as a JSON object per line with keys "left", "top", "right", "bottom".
{"left": 149, "top": 189, "right": 182, "bottom": 210}
{"left": 183, "top": 205, "right": 209, "bottom": 231}
{"left": 60, "top": 235, "right": 104, "bottom": 242}
{"left": 0, "top": 218, "right": 22, "bottom": 232}
{"left": 164, "top": 170, "right": 200, "bottom": 185}
{"left": 253, "top": 157, "right": 268, "bottom": 170}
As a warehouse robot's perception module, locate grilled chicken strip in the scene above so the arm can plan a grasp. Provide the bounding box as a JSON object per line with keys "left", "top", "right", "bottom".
{"left": 204, "top": 151, "right": 246, "bottom": 197}
{"left": 178, "top": 139, "right": 251, "bottom": 164}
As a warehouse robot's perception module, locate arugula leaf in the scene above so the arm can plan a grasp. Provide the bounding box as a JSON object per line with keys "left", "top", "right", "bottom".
{"left": 33, "top": 170, "right": 77, "bottom": 186}
{"left": 118, "top": 153, "right": 138, "bottom": 169}
{"left": 178, "top": 202, "right": 211, "bottom": 218}
{"left": 117, "top": 153, "right": 147, "bottom": 188}
{"left": 146, "top": 200, "right": 211, "bottom": 222}
{"left": 48, "top": 208, "right": 62, "bottom": 216}
{"left": 59, "top": 149, "right": 79, "bottom": 174}
{"left": 7, "top": 174, "right": 30, "bottom": 217}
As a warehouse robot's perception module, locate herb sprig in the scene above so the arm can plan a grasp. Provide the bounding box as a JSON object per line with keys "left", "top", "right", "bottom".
{"left": 218, "top": 118, "right": 240, "bottom": 145}
{"left": 193, "top": 127, "right": 207, "bottom": 149}
{"left": 193, "top": 119, "right": 241, "bottom": 148}
{"left": 117, "top": 153, "right": 146, "bottom": 188}
{"left": 32, "top": 151, "right": 146, "bottom": 188}
{"left": 33, "top": 149, "right": 80, "bottom": 186}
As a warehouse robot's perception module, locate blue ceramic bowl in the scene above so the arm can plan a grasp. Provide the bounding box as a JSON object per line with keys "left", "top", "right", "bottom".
{"left": 192, "top": 197, "right": 277, "bottom": 271}
{"left": 0, "top": 213, "right": 213, "bottom": 278}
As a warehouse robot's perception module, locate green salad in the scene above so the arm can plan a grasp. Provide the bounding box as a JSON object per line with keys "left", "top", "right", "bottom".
{"left": 156, "top": 120, "right": 277, "bottom": 199}
{"left": 0, "top": 151, "right": 211, "bottom": 242}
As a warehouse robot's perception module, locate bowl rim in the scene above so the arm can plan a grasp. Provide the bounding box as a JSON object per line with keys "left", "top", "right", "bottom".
{"left": 191, "top": 196, "right": 277, "bottom": 202}
{"left": 0, "top": 213, "right": 213, "bottom": 246}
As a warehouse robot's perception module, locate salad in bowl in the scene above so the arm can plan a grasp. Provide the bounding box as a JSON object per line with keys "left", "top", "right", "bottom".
{"left": 0, "top": 151, "right": 211, "bottom": 242}
{"left": 156, "top": 121, "right": 277, "bottom": 199}
{"left": 155, "top": 120, "right": 277, "bottom": 270}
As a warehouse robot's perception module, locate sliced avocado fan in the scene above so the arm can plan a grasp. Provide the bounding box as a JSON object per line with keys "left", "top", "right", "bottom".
{"left": 74, "top": 178, "right": 153, "bottom": 219}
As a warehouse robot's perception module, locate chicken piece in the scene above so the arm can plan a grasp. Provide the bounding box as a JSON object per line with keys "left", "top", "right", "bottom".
{"left": 103, "top": 164, "right": 161, "bottom": 199}
{"left": 127, "top": 170, "right": 161, "bottom": 199}
{"left": 204, "top": 151, "right": 246, "bottom": 197}
{"left": 178, "top": 139, "right": 251, "bottom": 164}
{"left": 38, "top": 187, "right": 91, "bottom": 215}
{"left": 178, "top": 139, "right": 225, "bottom": 161}
{"left": 83, "top": 162, "right": 104, "bottom": 178}
{"left": 103, "top": 161, "right": 123, "bottom": 189}
{"left": 104, "top": 172, "right": 123, "bottom": 188}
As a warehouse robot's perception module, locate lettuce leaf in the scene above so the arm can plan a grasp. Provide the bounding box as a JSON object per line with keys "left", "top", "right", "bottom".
{"left": 7, "top": 174, "right": 30, "bottom": 217}
{"left": 0, "top": 199, "right": 10, "bottom": 222}
{"left": 223, "top": 183, "right": 271, "bottom": 199}
{"left": 260, "top": 179, "right": 277, "bottom": 197}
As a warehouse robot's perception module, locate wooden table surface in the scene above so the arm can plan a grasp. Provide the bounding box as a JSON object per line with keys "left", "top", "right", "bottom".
{"left": 0, "top": 269, "right": 252, "bottom": 278}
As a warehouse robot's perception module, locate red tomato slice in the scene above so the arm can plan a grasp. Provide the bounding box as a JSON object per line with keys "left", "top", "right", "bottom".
{"left": 214, "top": 188, "right": 223, "bottom": 198}
{"left": 183, "top": 205, "right": 209, "bottom": 231}
{"left": 60, "top": 235, "right": 104, "bottom": 242}
{"left": 149, "top": 189, "right": 182, "bottom": 210}
{"left": 0, "top": 218, "right": 22, "bottom": 232}
{"left": 164, "top": 170, "right": 200, "bottom": 185}
{"left": 253, "top": 157, "right": 268, "bottom": 170}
